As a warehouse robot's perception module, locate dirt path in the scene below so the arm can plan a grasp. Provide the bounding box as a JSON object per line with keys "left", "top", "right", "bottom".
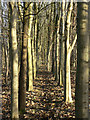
{"left": 24, "top": 65, "right": 75, "bottom": 119}
{"left": 2, "top": 64, "right": 75, "bottom": 119}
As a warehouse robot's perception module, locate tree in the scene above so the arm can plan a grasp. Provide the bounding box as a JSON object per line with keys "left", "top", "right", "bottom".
{"left": 64, "top": 2, "right": 73, "bottom": 103}
{"left": 48, "top": 3, "right": 55, "bottom": 72}
{"left": 56, "top": 2, "right": 61, "bottom": 84}
{"left": 34, "top": 3, "right": 38, "bottom": 77}
{"left": 75, "top": 2, "right": 89, "bottom": 118}
{"left": 28, "top": 3, "right": 34, "bottom": 91}
{"left": 19, "top": 2, "right": 29, "bottom": 113}
{"left": 0, "top": 1, "right": 2, "bottom": 119}
{"left": 89, "top": 2, "right": 90, "bottom": 77}
{"left": 9, "top": 2, "right": 19, "bottom": 118}
{"left": 60, "top": 1, "right": 65, "bottom": 86}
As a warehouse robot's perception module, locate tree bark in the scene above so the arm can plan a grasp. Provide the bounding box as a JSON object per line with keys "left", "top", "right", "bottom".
{"left": 48, "top": 3, "right": 55, "bottom": 72}
{"left": 28, "top": 3, "right": 34, "bottom": 91}
{"left": 60, "top": 1, "right": 65, "bottom": 86}
{"left": 65, "top": 2, "right": 73, "bottom": 103}
{"left": 75, "top": 2, "right": 89, "bottom": 118}
{"left": 9, "top": 2, "right": 19, "bottom": 118}
{"left": 0, "top": 1, "right": 2, "bottom": 119}
{"left": 19, "top": 2, "right": 28, "bottom": 113}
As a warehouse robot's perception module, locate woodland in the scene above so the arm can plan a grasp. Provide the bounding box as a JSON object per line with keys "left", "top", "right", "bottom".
{"left": 0, "top": 1, "right": 90, "bottom": 119}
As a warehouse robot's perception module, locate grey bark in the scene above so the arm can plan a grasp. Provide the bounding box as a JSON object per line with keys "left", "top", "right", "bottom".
{"left": 75, "top": 2, "right": 89, "bottom": 118}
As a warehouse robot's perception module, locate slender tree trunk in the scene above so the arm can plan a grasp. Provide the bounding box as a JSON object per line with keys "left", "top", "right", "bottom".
{"left": 19, "top": 2, "right": 28, "bottom": 113}
{"left": 28, "top": 3, "right": 34, "bottom": 91}
{"left": 52, "top": 3, "right": 56, "bottom": 73}
{"left": 9, "top": 2, "right": 19, "bottom": 118}
{"left": 89, "top": 6, "right": 90, "bottom": 111}
{"left": 48, "top": 42, "right": 53, "bottom": 72}
{"left": 34, "top": 3, "right": 38, "bottom": 76}
{"left": 0, "top": 1, "right": 2, "bottom": 119}
{"left": 65, "top": 2, "right": 73, "bottom": 103}
{"left": 36, "top": 23, "right": 39, "bottom": 70}
{"left": 89, "top": 3, "right": 90, "bottom": 95}
{"left": 38, "top": 31, "right": 42, "bottom": 67}
{"left": 48, "top": 3, "right": 54, "bottom": 72}
{"left": 8, "top": 6, "right": 12, "bottom": 80}
{"left": 75, "top": 2, "right": 89, "bottom": 118}
{"left": 47, "top": 8, "right": 51, "bottom": 65}
{"left": 56, "top": 3, "right": 61, "bottom": 84}
{"left": 60, "top": 1, "right": 65, "bottom": 86}
{"left": 54, "top": 27, "right": 57, "bottom": 80}
{"left": 32, "top": 21, "right": 36, "bottom": 79}
{"left": 56, "top": 19, "right": 60, "bottom": 83}
{"left": 89, "top": 2, "right": 90, "bottom": 116}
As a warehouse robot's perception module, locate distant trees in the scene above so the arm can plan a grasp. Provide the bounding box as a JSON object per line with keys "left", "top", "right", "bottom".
{"left": 1, "top": 1, "right": 89, "bottom": 119}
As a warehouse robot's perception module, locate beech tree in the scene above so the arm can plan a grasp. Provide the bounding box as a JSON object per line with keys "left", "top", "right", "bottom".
{"left": 2, "top": 1, "right": 90, "bottom": 119}
{"left": 60, "top": 1, "right": 65, "bottom": 86}
{"left": 64, "top": 2, "right": 77, "bottom": 103}
{"left": 0, "top": 1, "right": 2, "bottom": 119}
{"left": 56, "top": 3, "right": 61, "bottom": 84}
{"left": 75, "top": 2, "right": 89, "bottom": 118}
{"left": 27, "top": 3, "right": 34, "bottom": 91}
{"left": 19, "top": 2, "right": 29, "bottom": 113}
{"left": 48, "top": 3, "right": 55, "bottom": 72}
{"left": 9, "top": 2, "right": 19, "bottom": 118}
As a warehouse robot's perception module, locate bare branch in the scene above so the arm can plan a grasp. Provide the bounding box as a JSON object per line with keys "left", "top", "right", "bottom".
{"left": 17, "top": 2, "right": 23, "bottom": 22}
{"left": 70, "top": 34, "right": 77, "bottom": 54}
{"left": 24, "top": 2, "right": 55, "bottom": 17}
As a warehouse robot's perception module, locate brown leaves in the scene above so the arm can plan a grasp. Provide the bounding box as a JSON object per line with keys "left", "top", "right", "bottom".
{"left": 25, "top": 66, "right": 75, "bottom": 119}
{"left": 2, "top": 65, "right": 76, "bottom": 119}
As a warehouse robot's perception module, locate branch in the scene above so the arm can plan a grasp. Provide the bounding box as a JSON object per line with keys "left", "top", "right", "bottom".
{"left": 17, "top": 2, "right": 23, "bottom": 22}
{"left": 49, "top": 42, "right": 54, "bottom": 54}
{"left": 70, "top": 34, "right": 77, "bottom": 54}
{"left": 24, "top": 2, "right": 55, "bottom": 17}
{"left": 24, "top": 2, "right": 32, "bottom": 11}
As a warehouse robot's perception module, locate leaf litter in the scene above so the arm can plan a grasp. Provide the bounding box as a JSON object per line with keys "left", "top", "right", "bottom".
{"left": 2, "top": 64, "right": 76, "bottom": 119}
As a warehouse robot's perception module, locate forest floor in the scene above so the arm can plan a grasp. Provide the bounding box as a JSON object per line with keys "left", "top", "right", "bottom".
{"left": 2, "top": 64, "right": 76, "bottom": 119}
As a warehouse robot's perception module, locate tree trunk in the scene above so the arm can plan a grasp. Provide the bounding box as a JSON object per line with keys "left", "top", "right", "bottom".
{"left": 56, "top": 3, "right": 61, "bottom": 84}
{"left": 28, "top": 3, "right": 34, "bottom": 91}
{"left": 48, "top": 3, "right": 54, "bottom": 72}
{"left": 19, "top": 2, "right": 28, "bottom": 113}
{"left": 32, "top": 21, "right": 36, "bottom": 79}
{"left": 60, "top": 1, "right": 65, "bottom": 86}
{"left": 65, "top": 2, "right": 73, "bottom": 103}
{"left": 75, "top": 2, "right": 89, "bottom": 118}
{"left": 34, "top": 3, "right": 38, "bottom": 76}
{"left": 9, "top": 2, "right": 19, "bottom": 118}
{"left": 0, "top": 1, "right": 2, "bottom": 119}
